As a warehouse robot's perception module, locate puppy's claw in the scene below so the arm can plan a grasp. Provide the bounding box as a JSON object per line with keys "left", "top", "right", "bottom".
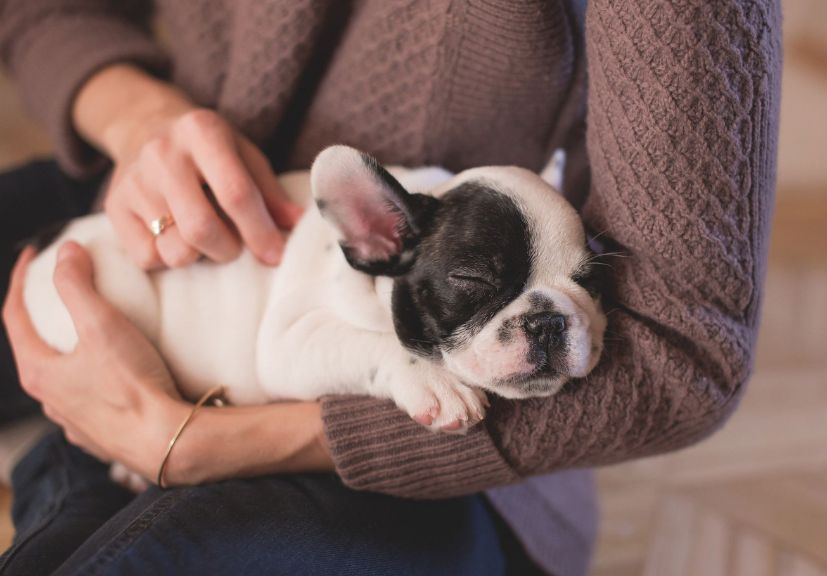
{"left": 441, "top": 419, "right": 464, "bottom": 432}
{"left": 414, "top": 413, "right": 434, "bottom": 426}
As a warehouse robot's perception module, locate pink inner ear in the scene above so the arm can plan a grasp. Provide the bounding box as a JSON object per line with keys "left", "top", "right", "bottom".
{"left": 341, "top": 194, "right": 403, "bottom": 262}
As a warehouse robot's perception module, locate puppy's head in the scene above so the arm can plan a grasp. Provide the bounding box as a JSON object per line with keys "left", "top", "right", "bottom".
{"left": 311, "top": 145, "right": 606, "bottom": 399}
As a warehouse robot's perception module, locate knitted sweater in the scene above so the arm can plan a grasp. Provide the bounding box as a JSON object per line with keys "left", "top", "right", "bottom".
{"left": 0, "top": 1, "right": 781, "bottom": 574}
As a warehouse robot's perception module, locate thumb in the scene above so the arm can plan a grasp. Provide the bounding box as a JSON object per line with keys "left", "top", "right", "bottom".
{"left": 53, "top": 242, "right": 115, "bottom": 336}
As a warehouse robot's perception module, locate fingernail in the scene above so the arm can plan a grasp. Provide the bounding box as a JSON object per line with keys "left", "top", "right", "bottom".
{"left": 414, "top": 413, "right": 433, "bottom": 426}
{"left": 264, "top": 246, "right": 283, "bottom": 265}
{"left": 57, "top": 244, "right": 74, "bottom": 263}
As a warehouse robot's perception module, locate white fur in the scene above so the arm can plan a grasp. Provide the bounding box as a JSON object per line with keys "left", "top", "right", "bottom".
{"left": 23, "top": 146, "right": 600, "bottom": 442}
{"left": 23, "top": 155, "right": 483, "bottom": 429}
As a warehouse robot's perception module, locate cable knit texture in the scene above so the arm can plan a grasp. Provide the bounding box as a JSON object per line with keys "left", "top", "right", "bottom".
{"left": 0, "top": 1, "right": 781, "bottom": 573}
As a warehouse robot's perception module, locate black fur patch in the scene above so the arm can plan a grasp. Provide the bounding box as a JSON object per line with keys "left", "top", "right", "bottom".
{"left": 528, "top": 291, "right": 553, "bottom": 309}
{"left": 497, "top": 316, "right": 521, "bottom": 344}
{"left": 392, "top": 181, "right": 532, "bottom": 356}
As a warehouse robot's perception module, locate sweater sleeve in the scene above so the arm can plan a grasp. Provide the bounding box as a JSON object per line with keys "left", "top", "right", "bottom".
{"left": 320, "top": 0, "right": 782, "bottom": 499}
{"left": 0, "top": 0, "right": 168, "bottom": 177}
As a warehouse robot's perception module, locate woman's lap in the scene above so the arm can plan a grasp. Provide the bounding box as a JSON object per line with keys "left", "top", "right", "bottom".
{"left": 1, "top": 431, "right": 508, "bottom": 575}
{"left": 0, "top": 432, "right": 134, "bottom": 574}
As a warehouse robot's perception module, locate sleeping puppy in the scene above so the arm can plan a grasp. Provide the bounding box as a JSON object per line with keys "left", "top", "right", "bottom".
{"left": 23, "top": 146, "right": 606, "bottom": 437}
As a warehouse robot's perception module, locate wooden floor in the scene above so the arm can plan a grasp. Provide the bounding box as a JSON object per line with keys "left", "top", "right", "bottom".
{"left": 1, "top": 2, "right": 826, "bottom": 572}
{"left": 0, "top": 490, "right": 9, "bottom": 552}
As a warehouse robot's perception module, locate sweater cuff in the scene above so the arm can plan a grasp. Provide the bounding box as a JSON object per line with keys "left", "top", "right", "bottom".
{"left": 9, "top": 13, "right": 168, "bottom": 178}
{"left": 321, "top": 395, "right": 519, "bottom": 499}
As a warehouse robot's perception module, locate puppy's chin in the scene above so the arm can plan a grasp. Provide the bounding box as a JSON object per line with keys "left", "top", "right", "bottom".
{"left": 440, "top": 319, "right": 600, "bottom": 393}
{"left": 484, "top": 375, "right": 569, "bottom": 400}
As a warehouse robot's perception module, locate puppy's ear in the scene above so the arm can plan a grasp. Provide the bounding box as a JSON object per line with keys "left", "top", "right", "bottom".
{"left": 311, "top": 145, "right": 437, "bottom": 276}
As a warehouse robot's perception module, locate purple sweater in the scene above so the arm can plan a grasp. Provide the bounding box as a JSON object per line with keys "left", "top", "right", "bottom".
{"left": 0, "top": 0, "right": 781, "bottom": 573}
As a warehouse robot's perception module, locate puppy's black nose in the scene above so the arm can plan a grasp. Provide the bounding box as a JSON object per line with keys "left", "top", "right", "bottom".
{"left": 524, "top": 312, "right": 566, "bottom": 348}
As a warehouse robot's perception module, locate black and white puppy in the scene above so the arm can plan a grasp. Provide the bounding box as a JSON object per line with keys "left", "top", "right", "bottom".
{"left": 23, "top": 146, "right": 606, "bottom": 434}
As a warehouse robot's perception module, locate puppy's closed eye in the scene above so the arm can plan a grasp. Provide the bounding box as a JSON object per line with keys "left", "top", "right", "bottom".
{"left": 448, "top": 271, "right": 497, "bottom": 292}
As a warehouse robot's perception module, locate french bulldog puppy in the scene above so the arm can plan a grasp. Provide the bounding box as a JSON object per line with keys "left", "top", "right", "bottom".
{"left": 23, "top": 146, "right": 606, "bottom": 436}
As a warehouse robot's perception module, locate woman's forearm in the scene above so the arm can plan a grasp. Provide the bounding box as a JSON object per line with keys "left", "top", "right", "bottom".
{"left": 316, "top": 0, "right": 783, "bottom": 499}
{"left": 72, "top": 64, "right": 194, "bottom": 161}
{"left": 160, "top": 400, "right": 334, "bottom": 487}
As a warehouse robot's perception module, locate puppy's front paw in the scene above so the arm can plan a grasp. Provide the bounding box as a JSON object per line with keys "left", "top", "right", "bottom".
{"left": 386, "top": 360, "right": 489, "bottom": 433}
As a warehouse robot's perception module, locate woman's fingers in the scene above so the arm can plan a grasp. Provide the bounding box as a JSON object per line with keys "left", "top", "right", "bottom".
{"left": 186, "top": 113, "right": 284, "bottom": 265}
{"left": 104, "top": 108, "right": 294, "bottom": 269}
{"left": 104, "top": 172, "right": 165, "bottom": 270}
{"left": 154, "top": 226, "right": 201, "bottom": 268}
{"left": 156, "top": 153, "right": 239, "bottom": 263}
{"left": 107, "top": 200, "right": 164, "bottom": 270}
{"left": 238, "top": 137, "right": 304, "bottom": 230}
{"left": 52, "top": 242, "right": 125, "bottom": 341}
{"left": 125, "top": 154, "right": 219, "bottom": 267}
{"left": 2, "top": 248, "right": 58, "bottom": 367}
{"left": 2, "top": 247, "right": 59, "bottom": 401}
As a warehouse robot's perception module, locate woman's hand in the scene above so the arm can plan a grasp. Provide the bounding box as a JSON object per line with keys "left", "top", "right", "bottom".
{"left": 3, "top": 243, "right": 334, "bottom": 485}
{"left": 74, "top": 65, "right": 303, "bottom": 270}
{"left": 3, "top": 243, "right": 187, "bottom": 478}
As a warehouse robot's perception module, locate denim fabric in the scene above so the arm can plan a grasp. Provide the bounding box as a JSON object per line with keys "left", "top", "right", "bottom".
{"left": 0, "top": 433, "right": 135, "bottom": 575}
{"left": 1, "top": 432, "right": 511, "bottom": 575}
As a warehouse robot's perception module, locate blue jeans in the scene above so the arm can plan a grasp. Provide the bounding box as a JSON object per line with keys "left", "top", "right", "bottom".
{"left": 1, "top": 432, "right": 518, "bottom": 575}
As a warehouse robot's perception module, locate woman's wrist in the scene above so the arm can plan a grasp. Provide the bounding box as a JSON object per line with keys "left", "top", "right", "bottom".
{"left": 159, "top": 401, "right": 334, "bottom": 487}
{"left": 72, "top": 63, "right": 195, "bottom": 162}
{"left": 126, "top": 390, "right": 191, "bottom": 481}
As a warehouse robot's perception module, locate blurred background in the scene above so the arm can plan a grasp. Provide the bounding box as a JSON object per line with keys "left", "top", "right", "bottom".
{"left": 1, "top": 2, "right": 826, "bottom": 573}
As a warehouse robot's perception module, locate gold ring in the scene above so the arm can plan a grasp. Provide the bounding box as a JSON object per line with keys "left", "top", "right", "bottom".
{"left": 149, "top": 214, "right": 175, "bottom": 237}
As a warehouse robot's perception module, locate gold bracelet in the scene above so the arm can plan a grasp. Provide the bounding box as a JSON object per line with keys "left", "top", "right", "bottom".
{"left": 156, "top": 385, "right": 225, "bottom": 489}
